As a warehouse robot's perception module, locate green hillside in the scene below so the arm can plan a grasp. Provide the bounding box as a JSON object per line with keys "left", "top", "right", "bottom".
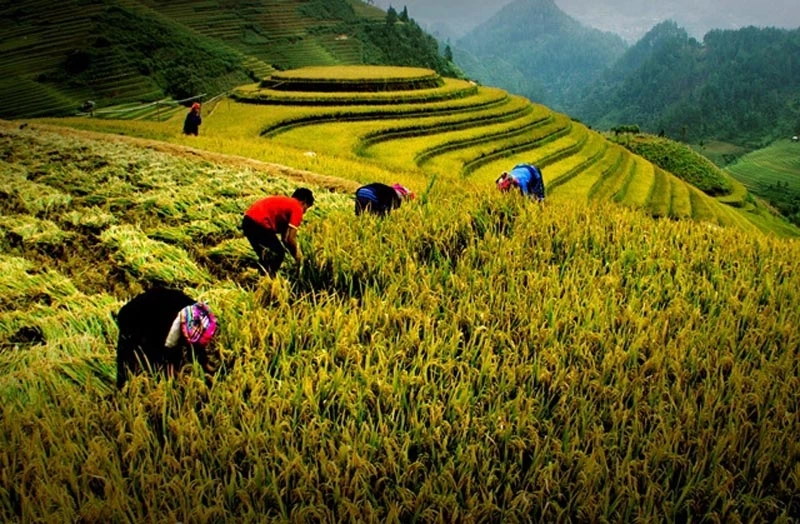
{"left": 576, "top": 22, "right": 800, "bottom": 148}
{"left": 456, "top": 0, "right": 627, "bottom": 111}
{"left": 727, "top": 139, "right": 800, "bottom": 226}
{"left": 3, "top": 69, "right": 800, "bottom": 518}
{"left": 0, "top": 0, "right": 458, "bottom": 119}
{"left": 608, "top": 132, "right": 734, "bottom": 196}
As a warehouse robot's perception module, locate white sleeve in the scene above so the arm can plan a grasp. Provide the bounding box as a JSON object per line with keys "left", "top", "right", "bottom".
{"left": 164, "top": 312, "right": 183, "bottom": 348}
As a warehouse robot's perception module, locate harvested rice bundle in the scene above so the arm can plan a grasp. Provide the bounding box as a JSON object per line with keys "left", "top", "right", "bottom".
{"left": 0, "top": 215, "right": 70, "bottom": 248}
{"left": 0, "top": 255, "right": 79, "bottom": 312}
{"left": 64, "top": 207, "right": 117, "bottom": 232}
{"left": 1, "top": 177, "right": 72, "bottom": 215}
{"left": 100, "top": 225, "right": 210, "bottom": 286}
{"left": 205, "top": 238, "right": 258, "bottom": 265}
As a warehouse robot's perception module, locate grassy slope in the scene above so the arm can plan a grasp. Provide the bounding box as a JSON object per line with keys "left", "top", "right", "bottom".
{"left": 691, "top": 139, "right": 749, "bottom": 166}
{"left": 608, "top": 132, "right": 800, "bottom": 235}
{"left": 2, "top": 121, "right": 799, "bottom": 521}
{"left": 0, "top": 0, "right": 259, "bottom": 117}
{"left": 0, "top": 0, "right": 464, "bottom": 120}
{"left": 0, "top": 0, "right": 422, "bottom": 119}
{"left": 727, "top": 139, "right": 800, "bottom": 227}
{"left": 727, "top": 139, "right": 800, "bottom": 194}
{"left": 608, "top": 133, "right": 733, "bottom": 196}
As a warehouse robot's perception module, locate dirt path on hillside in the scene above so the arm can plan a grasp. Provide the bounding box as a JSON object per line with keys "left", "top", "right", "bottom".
{"left": 2, "top": 120, "right": 360, "bottom": 194}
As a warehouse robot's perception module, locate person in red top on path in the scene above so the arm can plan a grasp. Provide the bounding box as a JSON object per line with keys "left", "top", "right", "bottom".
{"left": 241, "top": 188, "right": 315, "bottom": 275}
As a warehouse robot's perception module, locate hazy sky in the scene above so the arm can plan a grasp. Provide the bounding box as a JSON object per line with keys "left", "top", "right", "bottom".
{"left": 373, "top": 0, "right": 800, "bottom": 42}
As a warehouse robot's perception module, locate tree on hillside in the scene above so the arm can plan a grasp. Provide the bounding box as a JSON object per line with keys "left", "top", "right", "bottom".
{"left": 400, "top": 6, "right": 409, "bottom": 23}
{"left": 359, "top": 13, "right": 463, "bottom": 78}
{"left": 386, "top": 6, "right": 397, "bottom": 25}
{"left": 578, "top": 24, "right": 800, "bottom": 147}
{"left": 444, "top": 44, "right": 453, "bottom": 62}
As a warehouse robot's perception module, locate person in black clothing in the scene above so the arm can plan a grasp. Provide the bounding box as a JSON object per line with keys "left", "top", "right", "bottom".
{"left": 183, "top": 102, "right": 202, "bottom": 136}
{"left": 354, "top": 182, "right": 414, "bottom": 216}
{"left": 115, "top": 287, "right": 217, "bottom": 389}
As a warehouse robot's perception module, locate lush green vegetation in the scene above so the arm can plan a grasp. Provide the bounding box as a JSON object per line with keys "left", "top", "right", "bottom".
{"left": 727, "top": 139, "right": 800, "bottom": 226}
{"left": 608, "top": 132, "right": 733, "bottom": 196}
{"left": 456, "top": 0, "right": 627, "bottom": 111}
{"left": 0, "top": 0, "right": 458, "bottom": 119}
{"left": 691, "top": 140, "right": 749, "bottom": 167}
{"left": 577, "top": 22, "right": 800, "bottom": 148}
{"left": 455, "top": 6, "right": 800, "bottom": 151}
{"left": 58, "top": 6, "right": 250, "bottom": 101}
{"left": 0, "top": 0, "right": 254, "bottom": 117}
{"left": 2, "top": 119, "right": 800, "bottom": 520}
{"left": 357, "top": 6, "right": 463, "bottom": 80}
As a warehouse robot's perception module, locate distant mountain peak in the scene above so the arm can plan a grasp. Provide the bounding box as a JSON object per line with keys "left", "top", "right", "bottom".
{"left": 456, "top": 0, "right": 627, "bottom": 110}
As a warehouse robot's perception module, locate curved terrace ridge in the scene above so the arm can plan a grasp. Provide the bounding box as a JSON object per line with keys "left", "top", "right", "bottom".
{"left": 261, "top": 66, "right": 443, "bottom": 92}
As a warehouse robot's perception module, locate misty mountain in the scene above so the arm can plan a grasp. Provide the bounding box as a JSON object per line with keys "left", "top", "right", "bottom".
{"left": 574, "top": 23, "right": 800, "bottom": 147}
{"left": 452, "top": 48, "right": 548, "bottom": 103}
{"left": 374, "top": 0, "right": 800, "bottom": 44}
{"left": 455, "top": 0, "right": 627, "bottom": 110}
{"left": 371, "top": 0, "right": 512, "bottom": 40}
{"left": 557, "top": 0, "right": 800, "bottom": 42}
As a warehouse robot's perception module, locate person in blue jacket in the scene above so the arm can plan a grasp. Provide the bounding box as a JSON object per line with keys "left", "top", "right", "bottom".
{"left": 496, "top": 163, "right": 545, "bottom": 201}
{"left": 354, "top": 182, "right": 414, "bottom": 216}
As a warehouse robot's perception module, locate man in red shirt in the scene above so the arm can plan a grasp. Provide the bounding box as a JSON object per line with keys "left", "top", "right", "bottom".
{"left": 241, "top": 188, "right": 315, "bottom": 275}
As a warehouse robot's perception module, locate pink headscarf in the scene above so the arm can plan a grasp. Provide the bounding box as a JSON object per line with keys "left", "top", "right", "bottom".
{"left": 180, "top": 302, "right": 217, "bottom": 346}
{"left": 392, "top": 184, "right": 415, "bottom": 200}
{"left": 496, "top": 173, "right": 516, "bottom": 192}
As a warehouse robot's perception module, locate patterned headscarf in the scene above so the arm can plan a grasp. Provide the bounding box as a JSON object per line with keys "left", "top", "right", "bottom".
{"left": 496, "top": 172, "right": 516, "bottom": 192}
{"left": 392, "top": 184, "right": 415, "bottom": 200}
{"left": 180, "top": 302, "right": 217, "bottom": 346}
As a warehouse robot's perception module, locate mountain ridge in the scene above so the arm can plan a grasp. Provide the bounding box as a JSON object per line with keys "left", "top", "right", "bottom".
{"left": 575, "top": 22, "right": 800, "bottom": 148}
{"left": 456, "top": 0, "right": 627, "bottom": 110}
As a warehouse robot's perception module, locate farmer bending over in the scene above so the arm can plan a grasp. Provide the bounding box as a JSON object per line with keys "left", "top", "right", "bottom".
{"left": 496, "top": 163, "right": 545, "bottom": 201}
{"left": 355, "top": 182, "right": 414, "bottom": 216}
{"left": 241, "top": 188, "right": 315, "bottom": 275}
{"left": 116, "top": 287, "right": 217, "bottom": 389}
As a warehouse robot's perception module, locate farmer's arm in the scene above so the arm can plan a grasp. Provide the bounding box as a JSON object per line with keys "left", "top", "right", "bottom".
{"left": 116, "top": 334, "right": 131, "bottom": 389}
{"left": 283, "top": 226, "right": 302, "bottom": 263}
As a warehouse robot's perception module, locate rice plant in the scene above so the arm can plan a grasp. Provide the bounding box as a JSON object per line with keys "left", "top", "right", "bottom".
{"left": 2, "top": 91, "right": 799, "bottom": 521}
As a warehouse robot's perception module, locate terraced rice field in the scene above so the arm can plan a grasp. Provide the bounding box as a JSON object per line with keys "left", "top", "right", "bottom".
{"left": 231, "top": 67, "right": 792, "bottom": 234}
{"left": 4, "top": 65, "right": 800, "bottom": 521}
{"left": 46, "top": 65, "right": 797, "bottom": 237}
{"left": 0, "top": 0, "right": 265, "bottom": 119}
{"left": 142, "top": 0, "right": 373, "bottom": 72}
{"left": 727, "top": 139, "right": 800, "bottom": 194}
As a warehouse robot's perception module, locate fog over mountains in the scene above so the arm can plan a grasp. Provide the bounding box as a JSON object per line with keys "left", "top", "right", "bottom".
{"left": 373, "top": 0, "right": 800, "bottom": 42}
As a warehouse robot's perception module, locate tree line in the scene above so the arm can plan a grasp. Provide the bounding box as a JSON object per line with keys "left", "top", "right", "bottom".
{"left": 575, "top": 22, "right": 800, "bottom": 149}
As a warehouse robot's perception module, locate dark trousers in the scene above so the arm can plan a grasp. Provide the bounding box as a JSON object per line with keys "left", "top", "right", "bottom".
{"left": 241, "top": 216, "right": 285, "bottom": 275}
{"left": 355, "top": 196, "right": 389, "bottom": 216}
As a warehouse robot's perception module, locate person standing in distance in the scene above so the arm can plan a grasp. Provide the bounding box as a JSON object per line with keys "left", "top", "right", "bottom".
{"left": 496, "top": 163, "right": 545, "bottom": 201}
{"left": 354, "top": 182, "right": 414, "bottom": 216}
{"left": 241, "top": 188, "right": 315, "bottom": 275}
{"left": 183, "top": 102, "right": 202, "bottom": 136}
